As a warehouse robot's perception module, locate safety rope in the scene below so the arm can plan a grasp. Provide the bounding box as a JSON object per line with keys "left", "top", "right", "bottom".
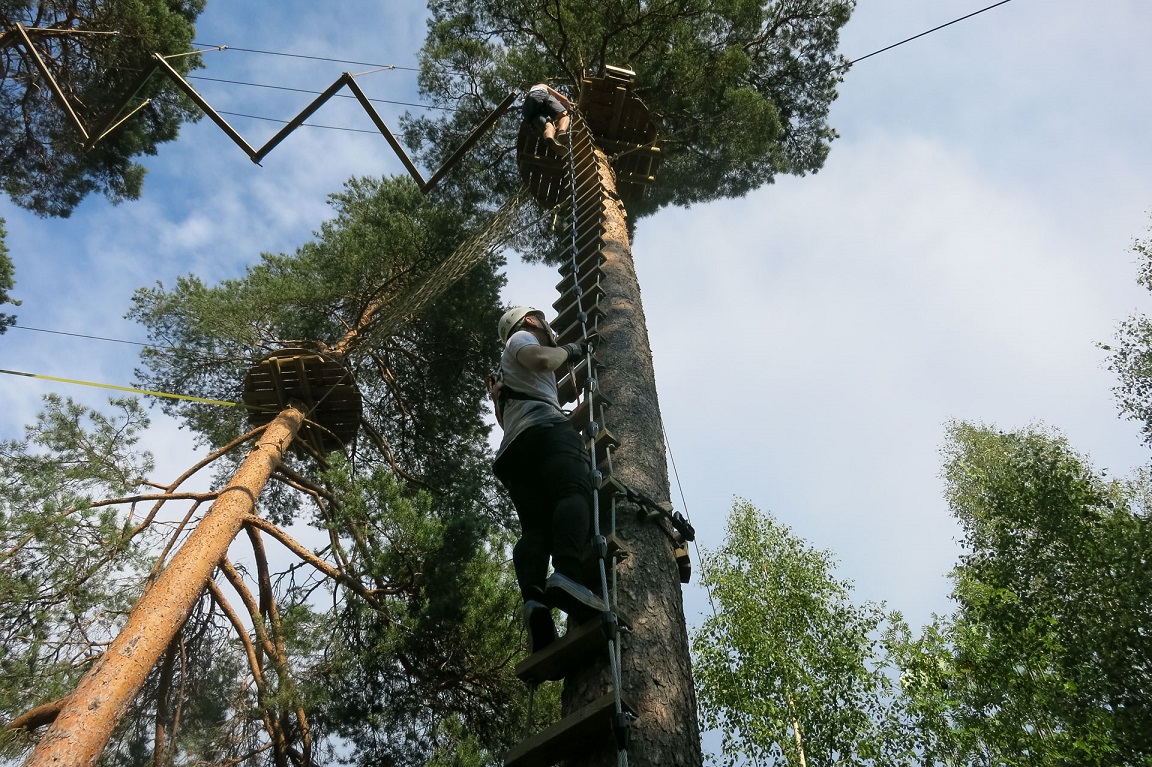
{"left": 351, "top": 188, "right": 530, "bottom": 352}
{"left": 561, "top": 111, "right": 630, "bottom": 767}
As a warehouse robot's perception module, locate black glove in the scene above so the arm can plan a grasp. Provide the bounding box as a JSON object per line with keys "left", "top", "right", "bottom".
{"left": 561, "top": 332, "right": 599, "bottom": 363}
{"left": 561, "top": 341, "right": 587, "bottom": 363}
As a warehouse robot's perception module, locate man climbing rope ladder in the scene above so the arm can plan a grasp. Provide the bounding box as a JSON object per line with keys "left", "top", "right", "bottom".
{"left": 521, "top": 83, "right": 571, "bottom": 149}
{"left": 492, "top": 306, "right": 605, "bottom": 654}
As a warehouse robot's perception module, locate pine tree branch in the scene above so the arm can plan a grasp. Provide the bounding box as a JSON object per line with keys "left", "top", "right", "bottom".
{"left": 5, "top": 697, "right": 67, "bottom": 733}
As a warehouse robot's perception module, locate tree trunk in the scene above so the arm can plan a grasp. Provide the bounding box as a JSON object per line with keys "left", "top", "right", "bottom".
{"left": 24, "top": 406, "right": 305, "bottom": 767}
{"left": 562, "top": 149, "right": 702, "bottom": 767}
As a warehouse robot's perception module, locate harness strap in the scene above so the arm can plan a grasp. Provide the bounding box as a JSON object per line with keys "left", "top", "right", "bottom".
{"left": 501, "top": 385, "right": 556, "bottom": 408}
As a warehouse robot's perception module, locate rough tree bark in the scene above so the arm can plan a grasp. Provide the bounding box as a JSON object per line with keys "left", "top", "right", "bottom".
{"left": 562, "top": 149, "right": 702, "bottom": 767}
{"left": 24, "top": 405, "right": 305, "bottom": 767}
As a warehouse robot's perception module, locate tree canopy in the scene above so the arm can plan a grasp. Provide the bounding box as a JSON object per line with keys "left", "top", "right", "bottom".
{"left": 410, "top": 0, "right": 854, "bottom": 218}
{"left": 1, "top": 0, "right": 204, "bottom": 217}
{"left": 693, "top": 499, "right": 912, "bottom": 767}
{"left": 893, "top": 422, "right": 1152, "bottom": 765}
{"left": 3, "top": 176, "right": 549, "bottom": 765}
{"left": 0, "top": 396, "right": 158, "bottom": 756}
{"left": 1107, "top": 221, "right": 1152, "bottom": 448}
{"left": 125, "top": 174, "right": 536, "bottom": 763}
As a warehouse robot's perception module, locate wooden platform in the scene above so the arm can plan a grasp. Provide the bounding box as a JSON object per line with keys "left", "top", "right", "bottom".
{"left": 515, "top": 67, "right": 662, "bottom": 208}
{"left": 242, "top": 348, "right": 361, "bottom": 454}
{"left": 576, "top": 68, "right": 662, "bottom": 203}
{"left": 516, "top": 126, "right": 570, "bottom": 208}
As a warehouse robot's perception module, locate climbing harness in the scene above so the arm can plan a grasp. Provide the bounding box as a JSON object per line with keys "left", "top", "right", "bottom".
{"left": 486, "top": 367, "right": 560, "bottom": 428}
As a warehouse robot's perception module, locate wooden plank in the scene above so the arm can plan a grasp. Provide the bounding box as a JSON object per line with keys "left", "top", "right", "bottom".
{"left": 514, "top": 611, "right": 617, "bottom": 685}
{"left": 555, "top": 261, "right": 603, "bottom": 296}
{"left": 556, "top": 352, "right": 601, "bottom": 403}
{"left": 552, "top": 281, "right": 605, "bottom": 314}
{"left": 568, "top": 244, "right": 606, "bottom": 280}
{"left": 587, "top": 427, "right": 620, "bottom": 468}
{"left": 552, "top": 289, "right": 603, "bottom": 330}
{"left": 597, "top": 475, "right": 627, "bottom": 511}
{"left": 503, "top": 692, "right": 634, "bottom": 767}
{"left": 569, "top": 180, "right": 605, "bottom": 210}
{"left": 242, "top": 352, "right": 361, "bottom": 451}
{"left": 554, "top": 306, "right": 605, "bottom": 347}
{"left": 558, "top": 248, "right": 605, "bottom": 285}
{"left": 552, "top": 276, "right": 603, "bottom": 312}
{"left": 566, "top": 391, "right": 611, "bottom": 432}
{"left": 605, "top": 533, "right": 630, "bottom": 563}
{"left": 574, "top": 225, "right": 605, "bottom": 253}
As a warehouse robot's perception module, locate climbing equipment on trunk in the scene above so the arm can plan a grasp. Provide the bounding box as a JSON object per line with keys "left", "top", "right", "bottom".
{"left": 504, "top": 67, "right": 673, "bottom": 767}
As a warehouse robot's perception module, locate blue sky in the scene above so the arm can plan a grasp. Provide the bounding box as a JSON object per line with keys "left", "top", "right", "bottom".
{"left": 3, "top": 0, "right": 1152, "bottom": 707}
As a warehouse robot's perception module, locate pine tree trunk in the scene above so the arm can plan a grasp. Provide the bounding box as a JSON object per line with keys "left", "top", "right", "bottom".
{"left": 25, "top": 406, "right": 305, "bottom": 767}
{"left": 562, "top": 149, "right": 702, "bottom": 767}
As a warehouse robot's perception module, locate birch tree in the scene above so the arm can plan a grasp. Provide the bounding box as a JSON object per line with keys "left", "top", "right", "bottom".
{"left": 693, "top": 499, "right": 911, "bottom": 767}
{"left": 896, "top": 423, "right": 1152, "bottom": 766}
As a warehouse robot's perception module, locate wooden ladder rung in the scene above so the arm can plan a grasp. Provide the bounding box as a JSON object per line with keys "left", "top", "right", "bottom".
{"left": 587, "top": 427, "right": 619, "bottom": 467}
{"left": 555, "top": 261, "right": 603, "bottom": 298}
{"left": 597, "top": 475, "right": 627, "bottom": 509}
{"left": 551, "top": 289, "right": 604, "bottom": 330}
{"left": 554, "top": 307, "right": 605, "bottom": 346}
{"left": 566, "top": 391, "right": 612, "bottom": 430}
{"left": 514, "top": 611, "right": 618, "bottom": 685}
{"left": 556, "top": 353, "right": 601, "bottom": 403}
{"left": 503, "top": 692, "right": 635, "bottom": 767}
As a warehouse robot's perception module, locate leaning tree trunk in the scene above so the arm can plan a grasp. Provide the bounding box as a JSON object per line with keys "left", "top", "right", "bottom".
{"left": 562, "top": 148, "right": 702, "bottom": 767}
{"left": 25, "top": 406, "right": 306, "bottom": 767}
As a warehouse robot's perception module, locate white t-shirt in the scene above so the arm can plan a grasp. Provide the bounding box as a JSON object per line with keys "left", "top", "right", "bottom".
{"left": 495, "top": 330, "right": 567, "bottom": 459}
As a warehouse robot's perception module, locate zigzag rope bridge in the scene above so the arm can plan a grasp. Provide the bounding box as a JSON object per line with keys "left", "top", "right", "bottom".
{"left": 3, "top": 22, "right": 515, "bottom": 193}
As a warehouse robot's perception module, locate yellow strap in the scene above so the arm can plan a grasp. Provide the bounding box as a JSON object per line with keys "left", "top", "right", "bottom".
{"left": 0, "top": 368, "right": 238, "bottom": 407}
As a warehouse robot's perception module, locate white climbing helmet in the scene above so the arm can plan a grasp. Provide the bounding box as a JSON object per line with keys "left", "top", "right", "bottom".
{"left": 498, "top": 306, "right": 540, "bottom": 344}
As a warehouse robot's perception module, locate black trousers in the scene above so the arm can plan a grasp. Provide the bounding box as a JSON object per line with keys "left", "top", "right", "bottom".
{"left": 494, "top": 423, "right": 593, "bottom": 600}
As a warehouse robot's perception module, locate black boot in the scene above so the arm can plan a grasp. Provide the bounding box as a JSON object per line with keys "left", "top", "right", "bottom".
{"left": 523, "top": 599, "right": 557, "bottom": 654}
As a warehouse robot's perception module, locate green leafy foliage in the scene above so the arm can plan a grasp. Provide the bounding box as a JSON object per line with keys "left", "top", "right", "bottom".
{"left": 0, "top": 395, "right": 156, "bottom": 756}
{"left": 129, "top": 175, "right": 507, "bottom": 534}
{"left": 894, "top": 423, "right": 1152, "bottom": 765}
{"left": 300, "top": 463, "right": 552, "bottom": 766}
{"left": 1107, "top": 223, "right": 1152, "bottom": 448}
{"left": 0, "top": 218, "right": 18, "bottom": 332}
{"left": 122, "top": 174, "right": 537, "bottom": 764}
{"left": 1, "top": 0, "right": 205, "bottom": 217}
{"left": 409, "top": 0, "right": 854, "bottom": 219}
{"left": 692, "top": 499, "right": 911, "bottom": 767}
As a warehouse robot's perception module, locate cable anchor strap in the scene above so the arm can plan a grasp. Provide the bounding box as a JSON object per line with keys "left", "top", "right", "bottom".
{"left": 622, "top": 485, "right": 695, "bottom": 543}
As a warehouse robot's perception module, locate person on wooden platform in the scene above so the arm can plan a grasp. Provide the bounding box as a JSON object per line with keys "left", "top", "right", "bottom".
{"left": 521, "top": 83, "right": 572, "bottom": 148}
{"left": 491, "top": 306, "right": 605, "bottom": 654}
